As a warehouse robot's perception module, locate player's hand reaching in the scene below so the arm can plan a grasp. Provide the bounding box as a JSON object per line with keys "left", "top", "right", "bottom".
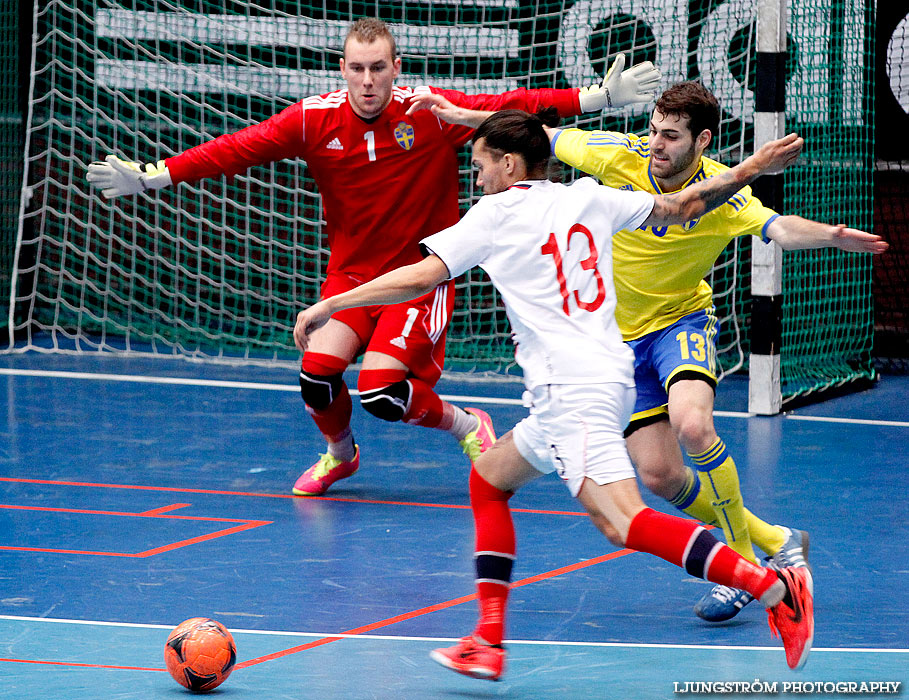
{"left": 829, "top": 225, "right": 889, "bottom": 254}
{"left": 293, "top": 302, "right": 333, "bottom": 352}
{"left": 766, "top": 216, "right": 889, "bottom": 254}
{"left": 578, "top": 54, "right": 662, "bottom": 112}
{"left": 646, "top": 133, "right": 805, "bottom": 228}
{"left": 405, "top": 93, "right": 492, "bottom": 128}
{"left": 747, "top": 133, "right": 804, "bottom": 176}
{"left": 86, "top": 155, "right": 172, "bottom": 198}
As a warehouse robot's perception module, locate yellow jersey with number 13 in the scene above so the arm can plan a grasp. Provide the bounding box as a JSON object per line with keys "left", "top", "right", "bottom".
{"left": 552, "top": 128, "right": 779, "bottom": 341}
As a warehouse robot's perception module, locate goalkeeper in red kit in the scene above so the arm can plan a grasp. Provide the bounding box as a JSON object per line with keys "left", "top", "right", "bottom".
{"left": 86, "top": 17, "right": 661, "bottom": 496}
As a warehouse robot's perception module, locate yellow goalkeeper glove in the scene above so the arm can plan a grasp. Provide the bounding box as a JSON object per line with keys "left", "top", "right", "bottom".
{"left": 578, "top": 54, "right": 662, "bottom": 112}
{"left": 86, "top": 155, "right": 172, "bottom": 198}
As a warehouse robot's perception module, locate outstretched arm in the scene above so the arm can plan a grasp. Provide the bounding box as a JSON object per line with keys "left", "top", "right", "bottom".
{"left": 766, "top": 216, "right": 888, "bottom": 254}
{"left": 407, "top": 54, "right": 662, "bottom": 127}
{"left": 405, "top": 92, "right": 492, "bottom": 128}
{"left": 87, "top": 102, "right": 306, "bottom": 196}
{"left": 293, "top": 255, "right": 450, "bottom": 352}
{"left": 644, "top": 134, "right": 804, "bottom": 227}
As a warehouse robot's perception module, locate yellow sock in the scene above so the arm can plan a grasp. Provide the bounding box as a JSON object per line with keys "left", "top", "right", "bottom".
{"left": 687, "top": 439, "right": 756, "bottom": 563}
{"left": 671, "top": 466, "right": 785, "bottom": 561}
{"left": 669, "top": 466, "right": 716, "bottom": 524}
{"left": 744, "top": 512, "right": 785, "bottom": 557}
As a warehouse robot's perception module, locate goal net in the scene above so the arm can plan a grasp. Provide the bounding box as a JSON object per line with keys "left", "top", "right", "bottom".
{"left": 8, "top": 0, "right": 875, "bottom": 404}
{"left": 0, "top": 0, "right": 19, "bottom": 328}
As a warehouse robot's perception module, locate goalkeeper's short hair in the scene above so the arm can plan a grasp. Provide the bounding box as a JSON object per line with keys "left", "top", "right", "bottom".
{"left": 345, "top": 17, "right": 398, "bottom": 58}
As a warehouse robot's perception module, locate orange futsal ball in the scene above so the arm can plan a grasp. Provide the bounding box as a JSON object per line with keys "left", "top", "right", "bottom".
{"left": 164, "top": 617, "right": 237, "bottom": 692}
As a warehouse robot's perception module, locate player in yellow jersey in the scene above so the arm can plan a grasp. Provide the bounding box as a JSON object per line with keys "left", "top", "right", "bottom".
{"left": 409, "top": 79, "right": 887, "bottom": 621}
{"left": 548, "top": 81, "right": 888, "bottom": 620}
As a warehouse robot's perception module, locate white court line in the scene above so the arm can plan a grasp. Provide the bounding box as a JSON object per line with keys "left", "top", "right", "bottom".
{"left": 0, "top": 615, "right": 906, "bottom": 653}
{"left": 0, "top": 367, "right": 298, "bottom": 392}
{"left": 0, "top": 367, "right": 526, "bottom": 405}
{"left": 1, "top": 368, "right": 905, "bottom": 424}
{"left": 786, "top": 414, "right": 909, "bottom": 428}
{"left": 715, "top": 410, "right": 753, "bottom": 419}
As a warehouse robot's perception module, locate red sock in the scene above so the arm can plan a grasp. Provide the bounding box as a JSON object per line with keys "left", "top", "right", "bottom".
{"left": 402, "top": 377, "right": 445, "bottom": 428}
{"left": 626, "top": 508, "right": 778, "bottom": 602}
{"left": 301, "top": 353, "right": 351, "bottom": 440}
{"left": 470, "top": 467, "right": 514, "bottom": 646}
{"left": 706, "top": 545, "right": 780, "bottom": 603}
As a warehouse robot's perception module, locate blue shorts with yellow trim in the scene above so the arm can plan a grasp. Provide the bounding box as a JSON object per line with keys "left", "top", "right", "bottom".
{"left": 626, "top": 308, "right": 720, "bottom": 422}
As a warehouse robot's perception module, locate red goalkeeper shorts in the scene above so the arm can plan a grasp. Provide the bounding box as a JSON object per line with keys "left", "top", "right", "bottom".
{"left": 320, "top": 272, "right": 456, "bottom": 387}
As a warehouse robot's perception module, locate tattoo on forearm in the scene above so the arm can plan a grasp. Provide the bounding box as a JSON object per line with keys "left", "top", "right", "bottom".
{"left": 651, "top": 197, "right": 681, "bottom": 220}
{"left": 655, "top": 167, "right": 749, "bottom": 223}
{"left": 689, "top": 169, "right": 743, "bottom": 211}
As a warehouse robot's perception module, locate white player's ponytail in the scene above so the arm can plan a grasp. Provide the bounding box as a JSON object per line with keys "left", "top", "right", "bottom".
{"left": 472, "top": 109, "right": 558, "bottom": 174}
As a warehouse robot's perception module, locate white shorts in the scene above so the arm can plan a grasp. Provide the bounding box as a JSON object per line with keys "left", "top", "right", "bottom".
{"left": 512, "top": 383, "right": 636, "bottom": 497}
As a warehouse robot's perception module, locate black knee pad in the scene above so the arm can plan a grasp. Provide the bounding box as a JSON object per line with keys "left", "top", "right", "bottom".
{"left": 359, "top": 379, "right": 412, "bottom": 422}
{"left": 299, "top": 370, "right": 345, "bottom": 411}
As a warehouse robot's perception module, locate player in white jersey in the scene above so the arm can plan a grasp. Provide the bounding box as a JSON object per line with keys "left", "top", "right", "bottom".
{"left": 292, "top": 109, "right": 815, "bottom": 678}
{"left": 434, "top": 176, "right": 649, "bottom": 394}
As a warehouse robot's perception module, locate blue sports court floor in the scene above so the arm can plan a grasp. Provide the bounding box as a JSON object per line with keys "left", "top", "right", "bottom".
{"left": 0, "top": 352, "right": 906, "bottom": 698}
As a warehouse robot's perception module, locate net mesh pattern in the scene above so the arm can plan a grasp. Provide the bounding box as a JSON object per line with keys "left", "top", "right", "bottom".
{"left": 8, "top": 1, "right": 877, "bottom": 401}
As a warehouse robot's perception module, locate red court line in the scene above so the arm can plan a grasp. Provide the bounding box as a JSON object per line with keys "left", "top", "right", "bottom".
{"left": 0, "top": 476, "right": 588, "bottom": 517}
{"left": 139, "top": 503, "right": 191, "bottom": 516}
{"left": 0, "top": 548, "right": 641, "bottom": 672}
{"left": 511, "top": 548, "right": 636, "bottom": 588}
{"left": 236, "top": 548, "right": 641, "bottom": 669}
{"left": 136, "top": 521, "right": 268, "bottom": 558}
{"left": 0, "top": 503, "right": 266, "bottom": 523}
{"left": 0, "top": 521, "right": 270, "bottom": 558}
{"left": 0, "top": 657, "right": 162, "bottom": 672}
{"left": 0, "top": 504, "right": 272, "bottom": 557}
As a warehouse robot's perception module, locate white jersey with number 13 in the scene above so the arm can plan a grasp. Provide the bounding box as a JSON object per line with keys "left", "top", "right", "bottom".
{"left": 421, "top": 177, "right": 655, "bottom": 390}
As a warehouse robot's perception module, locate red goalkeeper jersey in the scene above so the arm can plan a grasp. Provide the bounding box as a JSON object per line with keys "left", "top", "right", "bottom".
{"left": 166, "top": 85, "right": 581, "bottom": 280}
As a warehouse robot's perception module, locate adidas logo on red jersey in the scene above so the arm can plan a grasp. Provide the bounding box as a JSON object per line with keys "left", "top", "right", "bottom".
{"left": 327, "top": 138, "right": 343, "bottom": 150}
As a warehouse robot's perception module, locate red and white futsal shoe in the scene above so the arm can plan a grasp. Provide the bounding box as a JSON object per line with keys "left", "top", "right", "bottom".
{"left": 767, "top": 566, "right": 814, "bottom": 670}
{"left": 292, "top": 446, "right": 360, "bottom": 496}
{"left": 430, "top": 636, "right": 505, "bottom": 681}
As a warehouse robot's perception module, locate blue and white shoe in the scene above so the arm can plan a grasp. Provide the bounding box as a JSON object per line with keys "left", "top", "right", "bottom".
{"left": 771, "top": 526, "right": 810, "bottom": 570}
{"left": 694, "top": 584, "right": 755, "bottom": 622}
{"left": 695, "top": 528, "right": 810, "bottom": 622}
